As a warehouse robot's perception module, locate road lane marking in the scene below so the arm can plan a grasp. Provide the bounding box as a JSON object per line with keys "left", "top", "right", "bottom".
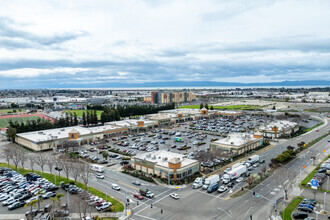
{"left": 135, "top": 188, "right": 173, "bottom": 214}
{"left": 135, "top": 214, "right": 157, "bottom": 220}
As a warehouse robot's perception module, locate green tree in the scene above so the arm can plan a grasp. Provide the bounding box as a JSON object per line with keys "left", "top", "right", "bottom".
{"left": 6, "top": 127, "right": 17, "bottom": 143}
{"left": 82, "top": 112, "right": 87, "bottom": 126}
{"left": 87, "top": 111, "right": 91, "bottom": 125}
{"left": 199, "top": 103, "right": 203, "bottom": 109}
{"left": 210, "top": 106, "right": 214, "bottom": 110}
{"left": 205, "top": 103, "right": 209, "bottom": 110}
{"left": 73, "top": 112, "right": 78, "bottom": 125}
{"left": 93, "top": 110, "right": 98, "bottom": 124}
{"left": 102, "top": 151, "right": 108, "bottom": 160}
{"left": 100, "top": 112, "right": 106, "bottom": 124}
{"left": 25, "top": 199, "right": 38, "bottom": 217}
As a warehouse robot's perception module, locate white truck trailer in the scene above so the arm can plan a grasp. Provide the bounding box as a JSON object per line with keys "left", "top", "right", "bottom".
{"left": 227, "top": 165, "right": 247, "bottom": 180}
{"left": 248, "top": 155, "right": 260, "bottom": 164}
{"left": 202, "top": 175, "right": 220, "bottom": 190}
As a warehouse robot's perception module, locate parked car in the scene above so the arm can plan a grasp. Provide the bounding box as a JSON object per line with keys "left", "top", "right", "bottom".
{"left": 96, "top": 202, "right": 112, "bottom": 211}
{"left": 218, "top": 185, "right": 228, "bottom": 193}
{"left": 8, "top": 201, "right": 25, "bottom": 210}
{"left": 292, "top": 212, "right": 308, "bottom": 219}
{"left": 298, "top": 206, "right": 313, "bottom": 213}
{"left": 236, "top": 177, "right": 244, "bottom": 183}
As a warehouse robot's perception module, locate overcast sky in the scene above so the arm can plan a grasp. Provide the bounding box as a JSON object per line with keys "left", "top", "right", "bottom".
{"left": 0, "top": 0, "right": 330, "bottom": 88}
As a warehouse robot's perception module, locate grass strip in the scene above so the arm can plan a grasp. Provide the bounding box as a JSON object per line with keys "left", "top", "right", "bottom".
{"left": 281, "top": 196, "right": 304, "bottom": 220}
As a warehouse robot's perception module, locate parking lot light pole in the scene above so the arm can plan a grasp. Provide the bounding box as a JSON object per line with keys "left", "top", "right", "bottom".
{"left": 324, "top": 192, "right": 326, "bottom": 212}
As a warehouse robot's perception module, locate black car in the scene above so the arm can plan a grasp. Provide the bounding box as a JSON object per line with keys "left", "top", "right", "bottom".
{"left": 292, "top": 212, "right": 308, "bottom": 219}
{"left": 298, "top": 206, "right": 313, "bottom": 213}
{"left": 227, "top": 182, "right": 235, "bottom": 188}
{"left": 302, "top": 198, "right": 316, "bottom": 205}
{"left": 8, "top": 201, "right": 25, "bottom": 210}
{"left": 259, "top": 160, "right": 265, "bottom": 164}
{"left": 317, "top": 168, "right": 327, "bottom": 173}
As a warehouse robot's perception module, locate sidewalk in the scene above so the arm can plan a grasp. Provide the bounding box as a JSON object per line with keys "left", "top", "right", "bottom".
{"left": 151, "top": 176, "right": 187, "bottom": 189}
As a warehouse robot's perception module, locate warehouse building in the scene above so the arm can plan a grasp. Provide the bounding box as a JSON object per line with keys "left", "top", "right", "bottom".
{"left": 210, "top": 132, "right": 263, "bottom": 155}
{"left": 132, "top": 150, "right": 200, "bottom": 181}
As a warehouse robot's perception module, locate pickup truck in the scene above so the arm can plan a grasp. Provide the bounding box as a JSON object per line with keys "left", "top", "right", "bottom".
{"left": 139, "top": 188, "right": 154, "bottom": 199}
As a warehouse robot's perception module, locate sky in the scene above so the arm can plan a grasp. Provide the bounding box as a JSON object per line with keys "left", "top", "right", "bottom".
{"left": 0, "top": 0, "right": 330, "bottom": 88}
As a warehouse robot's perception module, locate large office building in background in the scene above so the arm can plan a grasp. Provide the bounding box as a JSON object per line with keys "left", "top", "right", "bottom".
{"left": 144, "top": 91, "right": 196, "bottom": 104}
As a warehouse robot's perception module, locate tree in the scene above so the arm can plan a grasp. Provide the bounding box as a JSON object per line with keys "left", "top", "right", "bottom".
{"left": 61, "top": 160, "right": 72, "bottom": 182}
{"left": 80, "top": 163, "right": 91, "bottom": 190}
{"left": 246, "top": 175, "right": 256, "bottom": 188}
{"left": 28, "top": 155, "right": 36, "bottom": 172}
{"left": 62, "top": 140, "right": 79, "bottom": 153}
{"left": 93, "top": 110, "right": 98, "bottom": 125}
{"left": 71, "top": 162, "right": 82, "bottom": 184}
{"left": 72, "top": 194, "right": 92, "bottom": 220}
{"left": 102, "top": 151, "right": 108, "bottom": 160}
{"left": 205, "top": 103, "right": 209, "bottom": 110}
{"left": 35, "top": 154, "right": 46, "bottom": 175}
{"left": 285, "top": 97, "right": 290, "bottom": 102}
{"left": 6, "top": 127, "right": 17, "bottom": 143}
{"left": 11, "top": 148, "right": 20, "bottom": 170}
{"left": 73, "top": 112, "right": 78, "bottom": 125}
{"left": 210, "top": 106, "right": 214, "bottom": 110}
{"left": 25, "top": 199, "right": 38, "bottom": 219}
{"left": 82, "top": 112, "right": 87, "bottom": 126}
{"left": 18, "top": 149, "right": 27, "bottom": 171}
{"left": 45, "top": 155, "right": 55, "bottom": 175}
{"left": 200, "top": 103, "right": 203, "bottom": 109}
{"left": 87, "top": 111, "right": 91, "bottom": 125}
{"left": 275, "top": 169, "right": 296, "bottom": 200}
{"left": 3, "top": 146, "right": 13, "bottom": 166}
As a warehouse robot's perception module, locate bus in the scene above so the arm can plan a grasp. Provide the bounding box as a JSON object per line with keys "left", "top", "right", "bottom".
{"left": 174, "top": 137, "right": 184, "bottom": 142}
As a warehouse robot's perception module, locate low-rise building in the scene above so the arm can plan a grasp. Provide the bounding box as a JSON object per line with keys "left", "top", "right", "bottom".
{"left": 16, "top": 125, "right": 127, "bottom": 151}
{"left": 131, "top": 150, "right": 200, "bottom": 181}
{"left": 105, "top": 118, "right": 155, "bottom": 133}
{"left": 259, "top": 120, "right": 299, "bottom": 138}
{"left": 210, "top": 132, "right": 263, "bottom": 155}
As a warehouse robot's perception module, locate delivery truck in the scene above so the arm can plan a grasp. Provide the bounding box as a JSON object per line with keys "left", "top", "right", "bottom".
{"left": 139, "top": 188, "right": 154, "bottom": 198}
{"left": 192, "top": 177, "right": 203, "bottom": 189}
{"left": 227, "top": 165, "right": 247, "bottom": 180}
{"left": 248, "top": 155, "right": 260, "bottom": 164}
{"left": 202, "top": 175, "right": 220, "bottom": 190}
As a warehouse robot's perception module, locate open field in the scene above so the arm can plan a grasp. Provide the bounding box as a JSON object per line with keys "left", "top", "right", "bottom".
{"left": 179, "top": 104, "right": 260, "bottom": 110}
{"left": 0, "top": 116, "right": 43, "bottom": 128}
{"left": 64, "top": 110, "right": 103, "bottom": 119}
{"left": 0, "top": 109, "right": 25, "bottom": 114}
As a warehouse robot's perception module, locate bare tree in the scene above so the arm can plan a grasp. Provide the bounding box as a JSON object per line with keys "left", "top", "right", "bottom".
{"left": 18, "top": 149, "right": 27, "bottom": 171}
{"left": 45, "top": 155, "right": 56, "bottom": 175}
{"left": 3, "top": 146, "right": 13, "bottom": 166}
{"left": 245, "top": 175, "right": 256, "bottom": 188}
{"left": 35, "top": 154, "right": 47, "bottom": 175}
{"left": 11, "top": 148, "right": 20, "bottom": 170}
{"left": 61, "top": 159, "right": 72, "bottom": 182}
{"left": 261, "top": 165, "right": 267, "bottom": 177}
{"left": 71, "top": 162, "right": 82, "bottom": 184}
{"left": 275, "top": 169, "right": 296, "bottom": 200}
{"left": 80, "top": 163, "right": 91, "bottom": 190}
{"left": 28, "top": 155, "right": 36, "bottom": 172}
{"left": 72, "top": 195, "right": 92, "bottom": 219}
{"left": 62, "top": 140, "right": 79, "bottom": 153}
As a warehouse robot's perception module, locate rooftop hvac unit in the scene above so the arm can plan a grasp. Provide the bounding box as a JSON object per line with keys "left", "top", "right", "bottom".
{"left": 146, "top": 153, "right": 151, "bottom": 157}
{"left": 38, "top": 131, "right": 43, "bottom": 134}
{"left": 231, "top": 142, "right": 234, "bottom": 145}
{"left": 152, "top": 155, "right": 156, "bottom": 159}
{"left": 58, "top": 132, "right": 61, "bottom": 134}
{"left": 60, "top": 128, "right": 65, "bottom": 131}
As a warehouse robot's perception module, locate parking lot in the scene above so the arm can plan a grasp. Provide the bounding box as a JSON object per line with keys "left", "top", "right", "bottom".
{"left": 0, "top": 167, "right": 112, "bottom": 219}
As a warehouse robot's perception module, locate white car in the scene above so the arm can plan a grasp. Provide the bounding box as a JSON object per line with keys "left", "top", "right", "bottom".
{"left": 2, "top": 198, "right": 17, "bottom": 206}
{"left": 96, "top": 174, "right": 105, "bottom": 179}
{"left": 96, "top": 202, "right": 112, "bottom": 211}
{"left": 236, "top": 177, "right": 244, "bottom": 183}
{"left": 111, "top": 184, "right": 121, "bottom": 191}
{"left": 253, "top": 163, "right": 259, "bottom": 168}
{"left": 170, "top": 193, "right": 179, "bottom": 200}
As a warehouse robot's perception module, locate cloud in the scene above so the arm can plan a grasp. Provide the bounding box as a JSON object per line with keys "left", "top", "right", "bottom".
{"left": 0, "top": 0, "right": 329, "bottom": 88}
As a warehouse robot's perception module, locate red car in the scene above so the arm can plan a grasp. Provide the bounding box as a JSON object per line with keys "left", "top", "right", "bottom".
{"left": 171, "top": 145, "right": 177, "bottom": 148}
{"left": 89, "top": 148, "right": 96, "bottom": 152}
{"left": 133, "top": 194, "right": 143, "bottom": 200}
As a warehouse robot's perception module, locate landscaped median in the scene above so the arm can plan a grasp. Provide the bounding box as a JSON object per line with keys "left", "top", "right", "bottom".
{"left": 300, "top": 154, "right": 330, "bottom": 192}
{"left": 281, "top": 196, "right": 304, "bottom": 220}
{"left": 0, "top": 163, "right": 124, "bottom": 212}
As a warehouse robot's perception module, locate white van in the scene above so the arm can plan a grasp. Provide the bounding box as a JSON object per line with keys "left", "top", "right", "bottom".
{"left": 90, "top": 164, "right": 105, "bottom": 173}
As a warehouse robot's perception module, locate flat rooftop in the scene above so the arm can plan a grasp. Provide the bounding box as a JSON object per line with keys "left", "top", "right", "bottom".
{"left": 17, "top": 125, "right": 122, "bottom": 143}
{"left": 213, "top": 133, "right": 259, "bottom": 147}
{"left": 134, "top": 150, "right": 198, "bottom": 168}
{"left": 260, "top": 120, "right": 298, "bottom": 131}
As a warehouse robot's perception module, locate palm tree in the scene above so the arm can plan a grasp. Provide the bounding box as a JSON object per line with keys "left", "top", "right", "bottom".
{"left": 35, "top": 190, "right": 45, "bottom": 211}
{"left": 50, "top": 194, "right": 64, "bottom": 220}
{"left": 25, "top": 199, "right": 38, "bottom": 220}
